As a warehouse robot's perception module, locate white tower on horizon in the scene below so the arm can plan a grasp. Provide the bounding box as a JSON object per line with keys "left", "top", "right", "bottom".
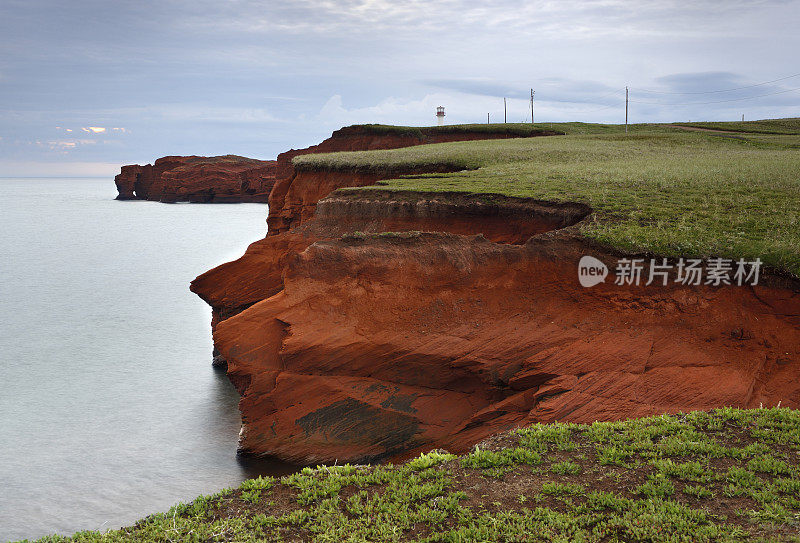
{"left": 436, "top": 106, "right": 445, "bottom": 126}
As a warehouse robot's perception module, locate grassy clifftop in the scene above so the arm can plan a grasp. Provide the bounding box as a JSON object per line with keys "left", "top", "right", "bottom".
{"left": 294, "top": 120, "right": 800, "bottom": 276}
{"left": 35, "top": 408, "right": 800, "bottom": 542}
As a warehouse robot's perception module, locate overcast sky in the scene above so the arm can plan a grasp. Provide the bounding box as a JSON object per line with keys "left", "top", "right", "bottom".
{"left": 1, "top": 0, "right": 799, "bottom": 176}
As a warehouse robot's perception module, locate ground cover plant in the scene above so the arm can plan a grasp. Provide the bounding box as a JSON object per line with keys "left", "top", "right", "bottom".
{"left": 294, "top": 120, "right": 800, "bottom": 276}
{"left": 31, "top": 408, "right": 800, "bottom": 542}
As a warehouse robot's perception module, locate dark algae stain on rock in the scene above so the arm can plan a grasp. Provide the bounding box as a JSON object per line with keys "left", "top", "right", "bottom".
{"left": 380, "top": 393, "right": 419, "bottom": 414}
{"left": 296, "top": 398, "right": 420, "bottom": 452}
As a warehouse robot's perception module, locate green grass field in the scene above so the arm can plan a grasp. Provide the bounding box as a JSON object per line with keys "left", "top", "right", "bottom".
{"left": 34, "top": 408, "right": 800, "bottom": 542}
{"left": 295, "top": 120, "right": 800, "bottom": 276}
{"left": 673, "top": 119, "right": 800, "bottom": 135}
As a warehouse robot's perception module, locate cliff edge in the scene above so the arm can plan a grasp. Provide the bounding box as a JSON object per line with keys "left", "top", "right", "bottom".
{"left": 190, "top": 123, "right": 800, "bottom": 465}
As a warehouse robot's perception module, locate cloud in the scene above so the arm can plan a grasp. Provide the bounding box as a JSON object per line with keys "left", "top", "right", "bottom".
{"left": 0, "top": 160, "right": 121, "bottom": 177}
{"left": 62, "top": 125, "right": 125, "bottom": 134}
{"left": 655, "top": 72, "right": 746, "bottom": 92}
{"left": 174, "top": 0, "right": 797, "bottom": 43}
{"left": 426, "top": 72, "right": 800, "bottom": 122}
{"left": 45, "top": 138, "right": 97, "bottom": 151}
{"left": 155, "top": 106, "right": 280, "bottom": 124}
{"left": 48, "top": 141, "right": 77, "bottom": 148}
{"left": 425, "top": 77, "right": 624, "bottom": 106}
{"left": 316, "top": 91, "right": 615, "bottom": 126}
{"left": 317, "top": 93, "right": 466, "bottom": 127}
{"left": 424, "top": 79, "right": 531, "bottom": 100}
{"left": 1, "top": 0, "right": 799, "bottom": 172}
{"left": 628, "top": 71, "right": 800, "bottom": 109}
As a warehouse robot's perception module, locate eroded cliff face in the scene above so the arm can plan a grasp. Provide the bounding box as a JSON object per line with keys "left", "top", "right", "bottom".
{"left": 191, "top": 126, "right": 561, "bottom": 341}
{"left": 213, "top": 210, "right": 800, "bottom": 463}
{"left": 190, "top": 127, "right": 799, "bottom": 465}
{"left": 196, "top": 190, "right": 800, "bottom": 464}
{"left": 114, "top": 155, "right": 277, "bottom": 203}
{"left": 267, "top": 125, "right": 561, "bottom": 235}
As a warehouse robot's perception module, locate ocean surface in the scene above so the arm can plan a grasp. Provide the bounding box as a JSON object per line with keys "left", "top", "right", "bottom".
{"left": 0, "top": 178, "right": 296, "bottom": 542}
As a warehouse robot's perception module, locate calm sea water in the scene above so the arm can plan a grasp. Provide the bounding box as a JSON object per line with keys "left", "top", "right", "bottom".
{"left": 0, "top": 178, "right": 296, "bottom": 542}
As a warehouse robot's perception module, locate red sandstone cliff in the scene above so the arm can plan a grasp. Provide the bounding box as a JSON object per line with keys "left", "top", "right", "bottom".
{"left": 189, "top": 126, "right": 800, "bottom": 464}
{"left": 191, "top": 125, "right": 561, "bottom": 364}
{"left": 114, "top": 155, "right": 277, "bottom": 203}
{"left": 267, "top": 125, "right": 560, "bottom": 234}
{"left": 200, "top": 192, "right": 800, "bottom": 464}
{"left": 217, "top": 229, "right": 800, "bottom": 464}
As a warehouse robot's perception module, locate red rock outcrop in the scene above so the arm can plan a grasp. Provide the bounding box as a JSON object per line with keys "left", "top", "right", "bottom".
{"left": 190, "top": 125, "right": 798, "bottom": 464}
{"left": 192, "top": 125, "right": 562, "bottom": 346}
{"left": 114, "top": 155, "right": 277, "bottom": 203}
{"left": 209, "top": 198, "right": 800, "bottom": 464}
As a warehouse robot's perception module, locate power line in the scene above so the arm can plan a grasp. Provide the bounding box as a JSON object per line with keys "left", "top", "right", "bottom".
{"left": 536, "top": 89, "right": 625, "bottom": 114}
{"left": 578, "top": 100, "right": 625, "bottom": 114}
{"left": 586, "top": 88, "right": 627, "bottom": 103}
{"left": 556, "top": 96, "right": 626, "bottom": 114}
{"left": 631, "top": 72, "right": 800, "bottom": 95}
{"left": 517, "top": 75, "right": 796, "bottom": 117}
{"left": 629, "top": 86, "right": 800, "bottom": 106}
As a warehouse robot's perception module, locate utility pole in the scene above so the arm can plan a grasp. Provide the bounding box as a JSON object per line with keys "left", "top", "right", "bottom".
{"left": 625, "top": 86, "right": 629, "bottom": 134}
{"left": 487, "top": 112, "right": 490, "bottom": 124}
{"left": 504, "top": 97, "right": 507, "bottom": 123}
{"left": 530, "top": 89, "right": 535, "bottom": 124}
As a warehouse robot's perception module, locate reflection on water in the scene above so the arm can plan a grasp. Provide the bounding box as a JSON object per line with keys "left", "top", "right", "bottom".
{"left": 0, "top": 178, "right": 300, "bottom": 542}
